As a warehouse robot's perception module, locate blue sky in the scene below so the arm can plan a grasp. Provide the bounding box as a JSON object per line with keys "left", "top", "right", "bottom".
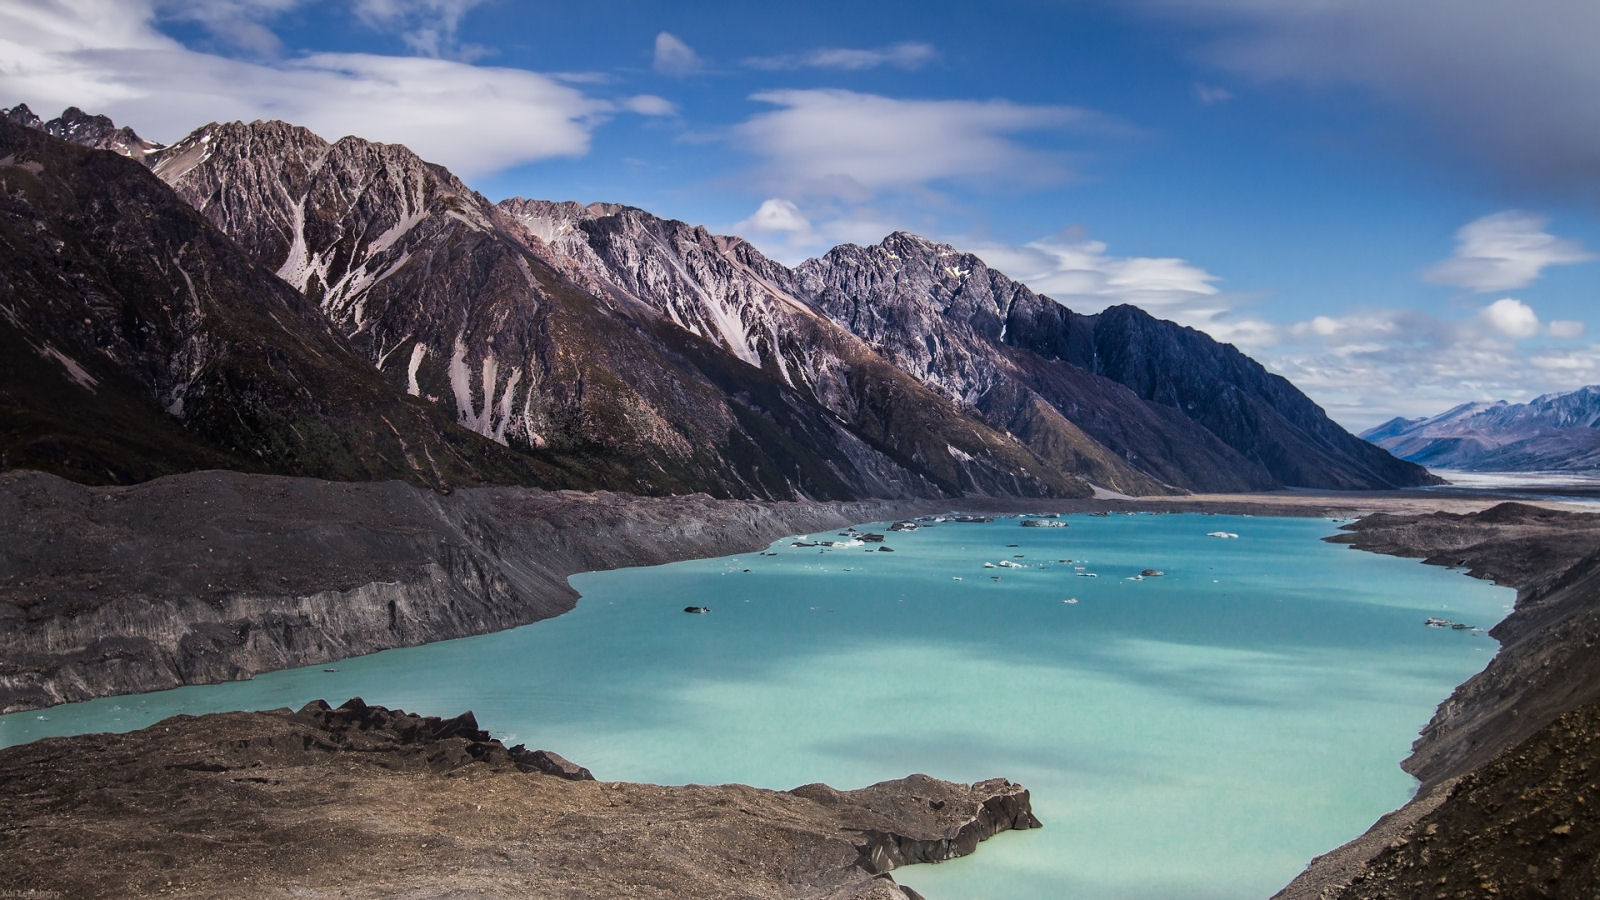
{"left": 3, "top": 0, "right": 1598, "bottom": 429}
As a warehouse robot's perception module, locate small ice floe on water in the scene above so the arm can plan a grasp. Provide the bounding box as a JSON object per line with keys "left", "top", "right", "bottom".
{"left": 998, "top": 560, "right": 1024, "bottom": 569}
{"left": 1207, "top": 531, "right": 1240, "bottom": 539}
{"left": 1076, "top": 572, "right": 1098, "bottom": 578}
{"left": 983, "top": 562, "right": 997, "bottom": 569}
{"left": 1125, "top": 575, "right": 1144, "bottom": 581}
{"left": 683, "top": 606, "right": 710, "bottom": 614}
{"left": 1425, "top": 616, "right": 1480, "bottom": 632}
{"left": 952, "top": 576, "right": 963, "bottom": 581}
{"left": 35, "top": 715, "right": 47, "bottom": 721}
{"left": 324, "top": 668, "right": 339, "bottom": 673}
{"left": 1063, "top": 598, "right": 1078, "bottom": 605}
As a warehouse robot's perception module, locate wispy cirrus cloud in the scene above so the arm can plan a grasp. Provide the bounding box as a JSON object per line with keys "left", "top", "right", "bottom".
{"left": 1423, "top": 211, "right": 1594, "bottom": 293}
{"left": 1192, "top": 83, "right": 1233, "bottom": 105}
{"left": 351, "top": 0, "right": 492, "bottom": 60}
{"left": 733, "top": 88, "right": 1113, "bottom": 202}
{"left": 742, "top": 42, "right": 937, "bottom": 72}
{"left": 653, "top": 31, "right": 702, "bottom": 76}
{"left": 152, "top": 0, "right": 303, "bottom": 56}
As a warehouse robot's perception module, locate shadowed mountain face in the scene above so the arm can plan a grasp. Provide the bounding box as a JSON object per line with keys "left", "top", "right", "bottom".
{"left": 0, "top": 117, "right": 565, "bottom": 489}
{"left": 799, "top": 234, "right": 1437, "bottom": 491}
{"left": 5, "top": 104, "right": 1432, "bottom": 498}
{"left": 1364, "top": 386, "right": 1600, "bottom": 472}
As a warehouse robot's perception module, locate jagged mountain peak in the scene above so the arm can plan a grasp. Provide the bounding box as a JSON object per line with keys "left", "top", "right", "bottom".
{"left": 5, "top": 102, "right": 163, "bottom": 159}
{"left": 4, "top": 102, "right": 43, "bottom": 129}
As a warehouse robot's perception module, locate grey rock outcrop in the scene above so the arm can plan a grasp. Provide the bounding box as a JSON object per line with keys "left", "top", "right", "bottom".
{"left": 4, "top": 103, "right": 162, "bottom": 159}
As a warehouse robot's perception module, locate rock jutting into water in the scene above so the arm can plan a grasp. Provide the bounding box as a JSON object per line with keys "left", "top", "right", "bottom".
{"left": 0, "top": 699, "right": 1040, "bottom": 899}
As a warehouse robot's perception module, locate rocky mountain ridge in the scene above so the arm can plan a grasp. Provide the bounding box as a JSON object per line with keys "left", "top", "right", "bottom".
{"left": 141, "top": 117, "right": 1086, "bottom": 500}
{"left": 4, "top": 103, "right": 1433, "bottom": 500}
{"left": 1364, "top": 385, "right": 1600, "bottom": 472}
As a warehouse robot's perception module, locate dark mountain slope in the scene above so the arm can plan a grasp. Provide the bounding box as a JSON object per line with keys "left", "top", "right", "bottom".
{"left": 0, "top": 117, "right": 568, "bottom": 489}
{"left": 1071, "top": 304, "right": 1436, "bottom": 489}
{"left": 797, "top": 234, "right": 1430, "bottom": 491}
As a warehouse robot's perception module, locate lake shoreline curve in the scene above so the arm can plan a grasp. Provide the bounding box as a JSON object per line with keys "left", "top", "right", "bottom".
{"left": 6, "top": 468, "right": 1600, "bottom": 896}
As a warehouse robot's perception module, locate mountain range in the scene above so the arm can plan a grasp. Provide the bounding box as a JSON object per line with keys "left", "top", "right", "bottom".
{"left": 1363, "top": 386, "right": 1600, "bottom": 472}
{"left": 2, "top": 103, "right": 1433, "bottom": 498}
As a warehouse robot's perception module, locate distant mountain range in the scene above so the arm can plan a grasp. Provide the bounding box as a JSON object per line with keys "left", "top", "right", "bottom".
{"left": 1363, "top": 386, "right": 1600, "bottom": 472}
{"left": 2, "top": 102, "right": 1434, "bottom": 498}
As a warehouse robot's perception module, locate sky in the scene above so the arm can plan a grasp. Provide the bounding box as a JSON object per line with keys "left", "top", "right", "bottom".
{"left": 3, "top": 0, "right": 1598, "bottom": 430}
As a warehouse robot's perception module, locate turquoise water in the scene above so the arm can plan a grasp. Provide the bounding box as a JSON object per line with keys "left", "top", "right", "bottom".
{"left": 0, "top": 514, "right": 1511, "bottom": 898}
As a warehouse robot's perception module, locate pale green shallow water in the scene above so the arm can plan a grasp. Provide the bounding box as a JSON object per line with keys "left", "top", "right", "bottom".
{"left": 0, "top": 513, "right": 1513, "bottom": 898}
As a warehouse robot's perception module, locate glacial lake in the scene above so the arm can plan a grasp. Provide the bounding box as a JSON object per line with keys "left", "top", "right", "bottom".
{"left": 0, "top": 513, "right": 1512, "bottom": 898}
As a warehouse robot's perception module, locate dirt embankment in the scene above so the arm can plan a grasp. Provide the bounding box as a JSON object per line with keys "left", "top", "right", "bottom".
{"left": 0, "top": 469, "right": 944, "bottom": 713}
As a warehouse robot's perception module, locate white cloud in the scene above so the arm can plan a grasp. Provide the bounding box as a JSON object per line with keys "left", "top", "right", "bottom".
{"left": 622, "top": 94, "right": 677, "bottom": 116}
{"left": 1255, "top": 303, "right": 1599, "bottom": 430}
{"left": 0, "top": 0, "right": 611, "bottom": 177}
{"left": 1548, "top": 319, "right": 1586, "bottom": 339}
{"left": 1479, "top": 298, "right": 1540, "bottom": 339}
{"left": 743, "top": 42, "right": 937, "bottom": 71}
{"left": 1424, "top": 211, "right": 1594, "bottom": 293}
{"left": 734, "top": 89, "right": 1106, "bottom": 201}
{"left": 653, "top": 32, "right": 701, "bottom": 76}
{"left": 1193, "top": 83, "right": 1234, "bottom": 105}
{"left": 736, "top": 199, "right": 812, "bottom": 234}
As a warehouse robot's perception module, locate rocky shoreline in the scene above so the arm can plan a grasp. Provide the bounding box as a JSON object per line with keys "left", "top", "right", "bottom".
{"left": 8, "top": 468, "right": 1600, "bottom": 895}
{"left": 1278, "top": 501, "right": 1600, "bottom": 897}
{"left": 0, "top": 696, "right": 1039, "bottom": 898}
